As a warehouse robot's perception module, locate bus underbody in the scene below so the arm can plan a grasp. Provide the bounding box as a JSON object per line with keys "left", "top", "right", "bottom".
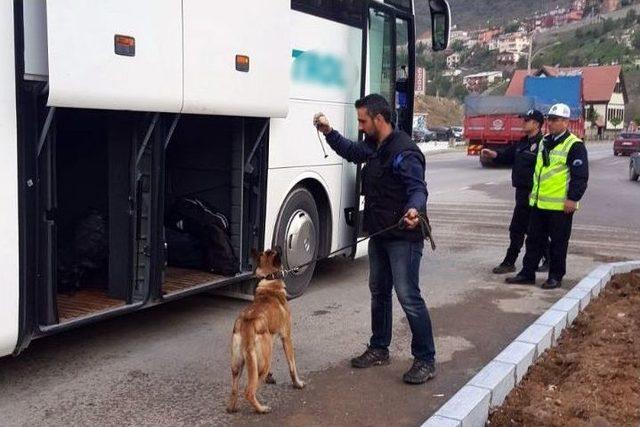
{"left": 19, "top": 81, "right": 269, "bottom": 339}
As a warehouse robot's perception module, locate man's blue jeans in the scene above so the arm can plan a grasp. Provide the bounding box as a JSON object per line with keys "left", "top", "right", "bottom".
{"left": 368, "top": 237, "right": 436, "bottom": 363}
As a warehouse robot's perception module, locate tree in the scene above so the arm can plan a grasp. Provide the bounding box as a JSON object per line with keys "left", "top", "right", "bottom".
{"left": 633, "top": 32, "right": 640, "bottom": 50}
{"left": 611, "top": 116, "right": 623, "bottom": 129}
{"left": 624, "top": 9, "right": 638, "bottom": 28}
{"left": 602, "top": 18, "right": 615, "bottom": 34}
{"left": 504, "top": 21, "right": 520, "bottom": 34}
{"left": 451, "top": 40, "right": 466, "bottom": 52}
{"left": 587, "top": 105, "right": 597, "bottom": 126}
{"left": 452, "top": 83, "right": 469, "bottom": 101}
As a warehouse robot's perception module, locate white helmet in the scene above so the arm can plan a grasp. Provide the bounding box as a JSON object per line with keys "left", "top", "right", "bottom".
{"left": 547, "top": 103, "right": 571, "bottom": 119}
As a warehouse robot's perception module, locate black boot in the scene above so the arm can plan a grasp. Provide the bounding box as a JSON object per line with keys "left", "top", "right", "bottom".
{"left": 505, "top": 274, "right": 535, "bottom": 285}
{"left": 350, "top": 346, "right": 390, "bottom": 368}
{"left": 402, "top": 359, "right": 436, "bottom": 384}
{"left": 492, "top": 263, "right": 516, "bottom": 274}
{"left": 541, "top": 278, "right": 562, "bottom": 289}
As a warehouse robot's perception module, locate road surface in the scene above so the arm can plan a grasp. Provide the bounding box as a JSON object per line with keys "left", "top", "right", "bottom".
{"left": 1, "top": 143, "right": 638, "bottom": 426}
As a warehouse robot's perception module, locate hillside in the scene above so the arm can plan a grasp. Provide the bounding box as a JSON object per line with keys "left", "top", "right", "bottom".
{"left": 414, "top": 95, "right": 464, "bottom": 126}
{"left": 415, "top": 0, "right": 571, "bottom": 32}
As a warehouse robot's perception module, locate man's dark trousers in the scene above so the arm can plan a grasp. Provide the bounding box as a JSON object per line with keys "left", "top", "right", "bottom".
{"left": 521, "top": 208, "right": 574, "bottom": 280}
{"left": 368, "top": 237, "right": 436, "bottom": 363}
{"left": 503, "top": 188, "right": 548, "bottom": 266}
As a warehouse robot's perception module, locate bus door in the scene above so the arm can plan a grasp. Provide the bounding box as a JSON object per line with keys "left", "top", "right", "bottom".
{"left": 350, "top": 1, "right": 449, "bottom": 253}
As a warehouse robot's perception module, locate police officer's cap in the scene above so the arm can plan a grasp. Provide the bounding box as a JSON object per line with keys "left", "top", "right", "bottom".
{"left": 519, "top": 109, "right": 545, "bottom": 125}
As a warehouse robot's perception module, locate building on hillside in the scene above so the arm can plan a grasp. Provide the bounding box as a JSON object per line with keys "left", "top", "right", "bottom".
{"left": 601, "top": 0, "right": 620, "bottom": 13}
{"left": 498, "top": 51, "right": 522, "bottom": 64}
{"left": 477, "top": 28, "right": 501, "bottom": 45}
{"left": 498, "top": 33, "right": 530, "bottom": 54}
{"left": 506, "top": 65, "right": 627, "bottom": 130}
{"left": 572, "top": 0, "right": 586, "bottom": 10}
{"left": 446, "top": 52, "right": 461, "bottom": 68}
{"left": 442, "top": 69, "right": 463, "bottom": 79}
{"left": 450, "top": 30, "right": 470, "bottom": 43}
{"left": 465, "top": 39, "right": 479, "bottom": 50}
{"left": 415, "top": 67, "right": 427, "bottom": 96}
{"left": 463, "top": 71, "right": 503, "bottom": 92}
{"left": 565, "top": 8, "right": 584, "bottom": 23}
{"left": 541, "top": 16, "right": 555, "bottom": 28}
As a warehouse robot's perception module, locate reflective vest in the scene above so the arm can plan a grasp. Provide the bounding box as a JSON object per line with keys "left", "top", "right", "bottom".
{"left": 529, "top": 132, "right": 581, "bottom": 211}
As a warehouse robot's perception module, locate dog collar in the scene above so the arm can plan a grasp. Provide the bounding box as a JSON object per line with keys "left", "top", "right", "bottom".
{"left": 257, "top": 271, "right": 284, "bottom": 281}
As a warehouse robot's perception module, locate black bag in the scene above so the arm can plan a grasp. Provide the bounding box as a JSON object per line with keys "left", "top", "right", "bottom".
{"left": 166, "top": 198, "right": 239, "bottom": 276}
{"left": 58, "top": 209, "right": 109, "bottom": 293}
{"left": 165, "top": 228, "right": 204, "bottom": 269}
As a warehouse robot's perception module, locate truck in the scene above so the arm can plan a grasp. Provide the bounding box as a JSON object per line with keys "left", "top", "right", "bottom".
{"left": 465, "top": 75, "right": 585, "bottom": 167}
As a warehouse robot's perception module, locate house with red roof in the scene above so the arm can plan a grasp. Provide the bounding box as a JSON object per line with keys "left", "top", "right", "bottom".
{"left": 506, "top": 65, "right": 627, "bottom": 130}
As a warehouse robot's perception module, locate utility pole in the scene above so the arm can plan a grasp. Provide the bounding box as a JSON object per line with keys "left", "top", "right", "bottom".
{"left": 527, "top": 32, "right": 535, "bottom": 73}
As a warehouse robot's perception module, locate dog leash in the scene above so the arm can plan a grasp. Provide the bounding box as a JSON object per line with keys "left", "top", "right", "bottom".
{"left": 279, "top": 213, "right": 436, "bottom": 277}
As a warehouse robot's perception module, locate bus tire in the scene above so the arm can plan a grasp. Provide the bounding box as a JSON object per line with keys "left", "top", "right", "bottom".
{"left": 273, "top": 187, "right": 319, "bottom": 298}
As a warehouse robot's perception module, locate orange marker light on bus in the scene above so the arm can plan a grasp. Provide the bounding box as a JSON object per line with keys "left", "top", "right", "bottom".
{"left": 235, "top": 55, "right": 250, "bottom": 72}
{"left": 114, "top": 34, "right": 135, "bottom": 56}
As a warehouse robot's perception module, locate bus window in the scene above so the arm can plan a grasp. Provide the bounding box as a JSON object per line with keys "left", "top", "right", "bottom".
{"left": 368, "top": 9, "right": 395, "bottom": 107}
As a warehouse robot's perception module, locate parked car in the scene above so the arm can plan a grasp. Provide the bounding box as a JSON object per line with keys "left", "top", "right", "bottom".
{"left": 451, "top": 125, "right": 464, "bottom": 141}
{"left": 630, "top": 153, "right": 640, "bottom": 181}
{"left": 412, "top": 125, "right": 435, "bottom": 142}
{"left": 428, "top": 126, "right": 453, "bottom": 141}
{"left": 614, "top": 132, "right": 640, "bottom": 156}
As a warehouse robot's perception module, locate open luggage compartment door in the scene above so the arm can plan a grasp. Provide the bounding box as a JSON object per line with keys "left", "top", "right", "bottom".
{"left": 182, "top": 0, "right": 290, "bottom": 118}
{"left": 45, "top": 0, "right": 183, "bottom": 112}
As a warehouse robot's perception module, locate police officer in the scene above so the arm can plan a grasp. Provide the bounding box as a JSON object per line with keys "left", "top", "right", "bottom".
{"left": 481, "top": 110, "right": 549, "bottom": 274}
{"left": 506, "top": 103, "right": 589, "bottom": 289}
{"left": 313, "top": 94, "right": 436, "bottom": 384}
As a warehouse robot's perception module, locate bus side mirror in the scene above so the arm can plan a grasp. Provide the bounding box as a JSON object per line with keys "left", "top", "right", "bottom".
{"left": 429, "top": 0, "right": 451, "bottom": 52}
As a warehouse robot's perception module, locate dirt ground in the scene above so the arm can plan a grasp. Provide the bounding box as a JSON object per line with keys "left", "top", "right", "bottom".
{"left": 489, "top": 270, "right": 640, "bottom": 427}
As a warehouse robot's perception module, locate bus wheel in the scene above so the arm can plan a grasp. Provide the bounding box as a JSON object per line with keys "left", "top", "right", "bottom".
{"left": 273, "top": 187, "right": 319, "bottom": 298}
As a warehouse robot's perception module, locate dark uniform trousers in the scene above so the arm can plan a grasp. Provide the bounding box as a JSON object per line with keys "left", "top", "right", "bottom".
{"left": 503, "top": 188, "right": 548, "bottom": 266}
{"left": 521, "top": 208, "right": 574, "bottom": 280}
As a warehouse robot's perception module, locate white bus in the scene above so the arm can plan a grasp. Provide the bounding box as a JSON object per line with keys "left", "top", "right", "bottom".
{"left": 0, "top": 0, "right": 450, "bottom": 356}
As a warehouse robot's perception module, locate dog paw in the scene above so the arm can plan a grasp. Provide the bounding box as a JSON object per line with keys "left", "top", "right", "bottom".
{"left": 226, "top": 405, "right": 238, "bottom": 414}
{"left": 293, "top": 380, "right": 305, "bottom": 389}
{"left": 265, "top": 373, "right": 276, "bottom": 384}
{"left": 257, "top": 405, "right": 272, "bottom": 414}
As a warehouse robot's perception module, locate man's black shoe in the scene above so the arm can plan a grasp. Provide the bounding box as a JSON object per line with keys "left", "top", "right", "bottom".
{"left": 505, "top": 274, "right": 535, "bottom": 285}
{"left": 537, "top": 259, "right": 550, "bottom": 273}
{"left": 541, "top": 278, "right": 562, "bottom": 289}
{"left": 351, "top": 346, "right": 390, "bottom": 368}
{"left": 492, "top": 263, "right": 516, "bottom": 274}
{"left": 402, "top": 359, "right": 436, "bottom": 384}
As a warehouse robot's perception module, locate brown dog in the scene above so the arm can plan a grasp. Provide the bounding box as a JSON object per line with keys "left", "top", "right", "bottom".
{"left": 226, "top": 248, "right": 305, "bottom": 414}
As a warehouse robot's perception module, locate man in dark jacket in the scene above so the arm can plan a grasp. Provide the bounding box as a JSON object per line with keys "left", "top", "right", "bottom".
{"left": 313, "top": 94, "right": 436, "bottom": 384}
{"left": 481, "top": 110, "right": 549, "bottom": 274}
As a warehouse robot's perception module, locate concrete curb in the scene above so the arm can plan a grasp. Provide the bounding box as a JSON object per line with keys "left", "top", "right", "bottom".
{"left": 421, "top": 261, "right": 640, "bottom": 427}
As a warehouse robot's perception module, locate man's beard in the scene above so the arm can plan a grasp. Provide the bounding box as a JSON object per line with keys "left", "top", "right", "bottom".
{"left": 367, "top": 128, "right": 379, "bottom": 141}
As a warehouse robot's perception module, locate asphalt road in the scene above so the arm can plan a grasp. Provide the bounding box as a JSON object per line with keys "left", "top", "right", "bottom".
{"left": 1, "top": 142, "right": 638, "bottom": 427}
